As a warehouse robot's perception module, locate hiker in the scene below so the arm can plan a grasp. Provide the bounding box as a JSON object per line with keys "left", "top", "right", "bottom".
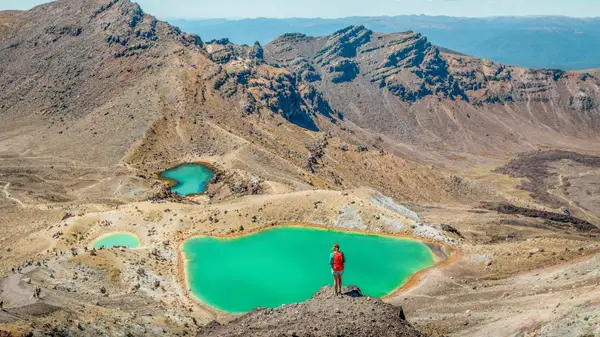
{"left": 329, "top": 243, "right": 345, "bottom": 296}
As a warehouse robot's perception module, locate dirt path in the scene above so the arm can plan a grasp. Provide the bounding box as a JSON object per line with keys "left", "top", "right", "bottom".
{"left": 0, "top": 181, "right": 64, "bottom": 211}
{"left": 1, "top": 181, "right": 25, "bottom": 208}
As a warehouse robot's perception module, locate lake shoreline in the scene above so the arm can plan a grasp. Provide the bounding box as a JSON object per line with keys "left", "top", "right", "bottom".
{"left": 177, "top": 222, "right": 460, "bottom": 315}
{"left": 157, "top": 161, "right": 216, "bottom": 197}
{"left": 90, "top": 231, "right": 142, "bottom": 249}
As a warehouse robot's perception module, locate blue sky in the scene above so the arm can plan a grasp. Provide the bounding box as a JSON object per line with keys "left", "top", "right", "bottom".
{"left": 1, "top": 0, "right": 599, "bottom": 19}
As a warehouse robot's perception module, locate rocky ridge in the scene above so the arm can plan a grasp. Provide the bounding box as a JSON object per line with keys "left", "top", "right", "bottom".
{"left": 262, "top": 26, "right": 600, "bottom": 150}
{"left": 197, "top": 286, "right": 422, "bottom": 337}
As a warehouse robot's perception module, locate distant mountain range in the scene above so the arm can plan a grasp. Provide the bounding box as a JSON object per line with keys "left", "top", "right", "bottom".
{"left": 170, "top": 16, "right": 600, "bottom": 70}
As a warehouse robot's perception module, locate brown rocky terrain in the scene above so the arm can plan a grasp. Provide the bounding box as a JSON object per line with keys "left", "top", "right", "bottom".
{"left": 197, "top": 286, "right": 422, "bottom": 337}
{"left": 0, "top": 0, "right": 599, "bottom": 336}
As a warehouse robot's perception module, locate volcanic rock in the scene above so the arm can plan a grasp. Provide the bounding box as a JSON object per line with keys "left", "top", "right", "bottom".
{"left": 196, "top": 286, "right": 422, "bottom": 337}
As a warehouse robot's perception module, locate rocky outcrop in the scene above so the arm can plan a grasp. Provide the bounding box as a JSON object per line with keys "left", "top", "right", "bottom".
{"left": 365, "top": 32, "right": 467, "bottom": 102}
{"left": 246, "top": 66, "right": 320, "bottom": 130}
{"left": 248, "top": 41, "right": 264, "bottom": 60}
{"left": 300, "top": 85, "right": 335, "bottom": 119}
{"left": 446, "top": 57, "right": 597, "bottom": 106}
{"left": 44, "top": 25, "right": 82, "bottom": 41}
{"left": 328, "top": 58, "right": 359, "bottom": 83}
{"left": 267, "top": 28, "right": 468, "bottom": 102}
{"left": 202, "top": 38, "right": 330, "bottom": 129}
{"left": 179, "top": 31, "right": 203, "bottom": 48}
{"left": 316, "top": 26, "right": 372, "bottom": 65}
{"left": 100, "top": 1, "right": 159, "bottom": 57}
{"left": 206, "top": 42, "right": 236, "bottom": 64}
{"left": 197, "top": 286, "right": 421, "bottom": 337}
{"left": 570, "top": 91, "right": 596, "bottom": 113}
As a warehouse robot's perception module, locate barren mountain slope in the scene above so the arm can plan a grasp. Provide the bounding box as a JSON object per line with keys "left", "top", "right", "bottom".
{"left": 0, "top": 11, "right": 21, "bottom": 36}
{"left": 0, "top": 0, "right": 213, "bottom": 165}
{"left": 264, "top": 27, "right": 600, "bottom": 156}
{"left": 0, "top": 0, "right": 499, "bottom": 207}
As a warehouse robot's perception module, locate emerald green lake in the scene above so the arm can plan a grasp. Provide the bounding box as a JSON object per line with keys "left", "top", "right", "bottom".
{"left": 182, "top": 226, "right": 435, "bottom": 313}
{"left": 92, "top": 233, "right": 140, "bottom": 249}
{"left": 160, "top": 163, "right": 214, "bottom": 196}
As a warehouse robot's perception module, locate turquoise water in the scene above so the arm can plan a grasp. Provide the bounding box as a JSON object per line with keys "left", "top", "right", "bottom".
{"left": 160, "top": 163, "right": 214, "bottom": 196}
{"left": 92, "top": 232, "right": 140, "bottom": 249}
{"left": 182, "top": 226, "right": 435, "bottom": 313}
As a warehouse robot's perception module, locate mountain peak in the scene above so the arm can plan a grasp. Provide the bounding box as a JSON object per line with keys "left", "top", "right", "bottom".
{"left": 331, "top": 24, "right": 371, "bottom": 36}
{"left": 271, "top": 32, "right": 311, "bottom": 44}
{"left": 0, "top": 0, "right": 207, "bottom": 119}
{"left": 316, "top": 25, "right": 372, "bottom": 65}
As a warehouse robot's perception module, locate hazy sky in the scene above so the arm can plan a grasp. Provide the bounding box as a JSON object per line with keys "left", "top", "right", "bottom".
{"left": 1, "top": 0, "right": 599, "bottom": 19}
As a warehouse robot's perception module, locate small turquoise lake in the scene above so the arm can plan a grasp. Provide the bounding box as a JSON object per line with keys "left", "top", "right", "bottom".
{"left": 182, "top": 226, "right": 435, "bottom": 313}
{"left": 160, "top": 163, "right": 214, "bottom": 196}
{"left": 92, "top": 233, "right": 140, "bottom": 249}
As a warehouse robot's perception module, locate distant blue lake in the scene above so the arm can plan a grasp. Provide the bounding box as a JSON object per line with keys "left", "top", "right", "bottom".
{"left": 160, "top": 163, "right": 214, "bottom": 196}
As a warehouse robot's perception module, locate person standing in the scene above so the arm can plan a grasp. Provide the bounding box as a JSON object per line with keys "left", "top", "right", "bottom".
{"left": 329, "top": 243, "right": 345, "bottom": 296}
